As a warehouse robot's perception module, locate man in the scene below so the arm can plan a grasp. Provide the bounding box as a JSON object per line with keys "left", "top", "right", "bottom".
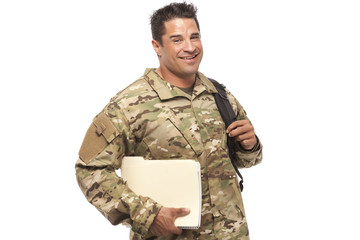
{"left": 76, "top": 2, "right": 262, "bottom": 240}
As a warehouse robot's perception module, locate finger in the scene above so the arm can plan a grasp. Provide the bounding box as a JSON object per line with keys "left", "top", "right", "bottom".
{"left": 172, "top": 226, "right": 183, "bottom": 235}
{"left": 226, "top": 120, "right": 249, "bottom": 133}
{"left": 174, "top": 208, "right": 191, "bottom": 218}
{"left": 228, "top": 124, "right": 253, "bottom": 137}
{"left": 170, "top": 208, "right": 189, "bottom": 235}
{"left": 238, "top": 137, "right": 257, "bottom": 150}
{"left": 235, "top": 131, "right": 254, "bottom": 142}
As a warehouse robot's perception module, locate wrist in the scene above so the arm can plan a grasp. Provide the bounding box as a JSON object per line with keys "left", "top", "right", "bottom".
{"left": 132, "top": 201, "right": 163, "bottom": 238}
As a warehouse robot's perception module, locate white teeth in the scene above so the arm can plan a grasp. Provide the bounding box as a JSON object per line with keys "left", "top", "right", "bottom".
{"left": 183, "top": 56, "right": 195, "bottom": 59}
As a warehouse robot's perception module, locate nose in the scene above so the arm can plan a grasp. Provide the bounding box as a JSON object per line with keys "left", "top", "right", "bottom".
{"left": 183, "top": 39, "right": 196, "bottom": 53}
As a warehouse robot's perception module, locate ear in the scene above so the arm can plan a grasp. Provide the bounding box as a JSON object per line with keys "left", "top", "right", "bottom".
{"left": 152, "top": 40, "right": 162, "bottom": 57}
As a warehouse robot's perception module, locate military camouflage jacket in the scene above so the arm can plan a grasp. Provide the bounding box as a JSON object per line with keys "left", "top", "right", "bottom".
{"left": 76, "top": 68, "right": 262, "bottom": 240}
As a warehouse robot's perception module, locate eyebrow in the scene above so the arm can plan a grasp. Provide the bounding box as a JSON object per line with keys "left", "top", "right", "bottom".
{"left": 169, "top": 33, "right": 200, "bottom": 39}
{"left": 169, "top": 34, "right": 182, "bottom": 39}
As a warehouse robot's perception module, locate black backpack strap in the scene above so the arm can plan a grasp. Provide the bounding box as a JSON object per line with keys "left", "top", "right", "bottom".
{"left": 209, "top": 78, "right": 244, "bottom": 192}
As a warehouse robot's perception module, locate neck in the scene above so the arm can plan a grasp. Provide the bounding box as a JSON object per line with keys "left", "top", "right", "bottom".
{"left": 156, "top": 67, "right": 196, "bottom": 88}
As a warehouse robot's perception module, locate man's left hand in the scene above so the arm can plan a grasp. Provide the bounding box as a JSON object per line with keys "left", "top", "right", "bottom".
{"left": 227, "top": 120, "right": 257, "bottom": 150}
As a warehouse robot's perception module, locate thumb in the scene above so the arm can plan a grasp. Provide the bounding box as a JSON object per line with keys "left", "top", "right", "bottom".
{"left": 175, "top": 208, "right": 191, "bottom": 218}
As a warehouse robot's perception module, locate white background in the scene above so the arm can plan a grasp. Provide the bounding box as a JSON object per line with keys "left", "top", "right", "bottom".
{"left": 1, "top": 0, "right": 359, "bottom": 239}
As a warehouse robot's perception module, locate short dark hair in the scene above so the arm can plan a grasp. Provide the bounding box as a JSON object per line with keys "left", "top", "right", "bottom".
{"left": 150, "top": 2, "right": 200, "bottom": 46}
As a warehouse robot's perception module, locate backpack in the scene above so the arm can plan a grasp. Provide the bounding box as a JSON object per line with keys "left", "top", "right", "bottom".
{"left": 209, "top": 78, "right": 244, "bottom": 192}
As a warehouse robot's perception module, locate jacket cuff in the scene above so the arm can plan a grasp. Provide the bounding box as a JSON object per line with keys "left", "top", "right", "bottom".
{"left": 235, "top": 136, "right": 263, "bottom": 168}
{"left": 131, "top": 198, "right": 163, "bottom": 238}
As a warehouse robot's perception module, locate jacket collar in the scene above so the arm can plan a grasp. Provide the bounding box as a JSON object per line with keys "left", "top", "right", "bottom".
{"left": 143, "top": 68, "right": 218, "bottom": 101}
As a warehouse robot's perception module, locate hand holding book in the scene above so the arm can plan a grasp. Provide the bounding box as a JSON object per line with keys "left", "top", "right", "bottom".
{"left": 149, "top": 207, "right": 191, "bottom": 236}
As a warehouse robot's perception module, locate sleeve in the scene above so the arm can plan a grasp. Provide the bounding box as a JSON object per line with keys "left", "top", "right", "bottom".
{"left": 75, "top": 108, "right": 162, "bottom": 238}
{"left": 226, "top": 89, "right": 263, "bottom": 168}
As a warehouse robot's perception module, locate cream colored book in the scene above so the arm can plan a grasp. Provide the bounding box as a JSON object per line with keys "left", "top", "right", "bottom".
{"left": 121, "top": 156, "right": 202, "bottom": 229}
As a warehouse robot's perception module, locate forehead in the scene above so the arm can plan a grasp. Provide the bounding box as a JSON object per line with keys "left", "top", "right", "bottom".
{"left": 163, "top": 18, "right": 199, "bottom": 36}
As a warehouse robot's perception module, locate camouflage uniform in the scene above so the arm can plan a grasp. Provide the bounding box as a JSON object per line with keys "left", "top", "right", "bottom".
{"left": 76, "top": 68, "right": 262, "bottom": 240}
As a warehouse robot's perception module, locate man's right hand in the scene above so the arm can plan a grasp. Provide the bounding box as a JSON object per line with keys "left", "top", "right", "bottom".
{"left": 149, "top": 207, "right": 190, "bottom": 237}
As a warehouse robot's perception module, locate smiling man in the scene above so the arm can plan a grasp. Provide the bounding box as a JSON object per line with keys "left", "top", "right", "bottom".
{"left": 76, "top": 2, "right": 262, "bottom": 240}
{"left": 152, "top": 17, "right": 203, "bottom": 88}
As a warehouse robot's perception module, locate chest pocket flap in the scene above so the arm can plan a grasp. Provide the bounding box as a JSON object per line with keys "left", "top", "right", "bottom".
{"left": 168, "top": 117, "right": 203, "bottom": 157}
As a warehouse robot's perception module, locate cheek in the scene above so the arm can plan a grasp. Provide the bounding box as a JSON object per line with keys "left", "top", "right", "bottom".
{"left": 163, "top": 48, "right": 177, "bottom": 60}
{"left": 171, "top": 47, "right": 182, "bottom": 58}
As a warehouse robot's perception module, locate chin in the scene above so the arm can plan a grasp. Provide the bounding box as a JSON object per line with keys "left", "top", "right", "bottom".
{"left": 181, "top": 65, "right": 200, "bottom": 76}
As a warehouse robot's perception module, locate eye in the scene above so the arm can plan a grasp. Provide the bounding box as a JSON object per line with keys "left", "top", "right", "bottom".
{"left": 173, "top": 38, "right": 182, "bottom": 44}
{"left": 191, "top": 36, "right": 200, "bottom": 42}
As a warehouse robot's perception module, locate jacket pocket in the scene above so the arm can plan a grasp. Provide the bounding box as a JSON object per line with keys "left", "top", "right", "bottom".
{"left": 209, "top": 176, "right": 246, "bottom": 221}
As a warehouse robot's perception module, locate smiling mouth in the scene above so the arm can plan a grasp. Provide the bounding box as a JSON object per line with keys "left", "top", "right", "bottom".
{"left": 179, "top": 53, "right": 199, "bottom": 60}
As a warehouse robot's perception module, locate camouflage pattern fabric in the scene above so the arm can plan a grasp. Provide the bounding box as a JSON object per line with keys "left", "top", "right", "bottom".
{"left": 75, "top": 68, "right": 262, "bottom": 239}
